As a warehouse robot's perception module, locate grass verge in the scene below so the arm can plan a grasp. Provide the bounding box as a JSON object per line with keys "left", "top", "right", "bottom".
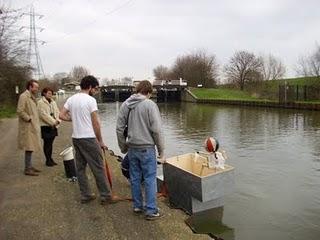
{"left": 0, "top": 105, "right": 16, "bottom": 119}
{"left": 190, "top": 88, "right": 267, "bottom": 101}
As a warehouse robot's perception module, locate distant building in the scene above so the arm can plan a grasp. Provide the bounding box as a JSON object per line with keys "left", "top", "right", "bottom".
{"left": 121, "top": 77, "right": 133, "bottom": 86}
{"left": 153, "top": 79, "right": 187, "bottom": 86}
{"left": 133, "top": 80, "right": 142, "bottom": 87}
{"left": 63, "top": 81, "right": 80, "bottom": 91}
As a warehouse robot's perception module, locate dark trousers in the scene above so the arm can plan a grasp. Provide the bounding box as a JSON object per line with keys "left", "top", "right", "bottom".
{"left": 72, "top": 138, "right": 111, "bottom": 199}
{"left": 41, "top": 126, "right": 57, "bottom": 164}
{"left": 43, "top": 137, "right": 55, "bottom": 163}
{"left": 24, "top": 151, "right": 32, "bottom": 170}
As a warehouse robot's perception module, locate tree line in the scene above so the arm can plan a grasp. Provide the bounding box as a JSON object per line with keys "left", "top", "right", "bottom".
{"left": 154, "top": 46, "right": 320, "bottom": 90}
{"left": 0, "top": 4, "right": 95, "bottom": 105}
{"left": 0, "top": 5, "right": 31, "bottom": 105}
{"left": 1, "top": 4, "right": 320, "bottom": 107}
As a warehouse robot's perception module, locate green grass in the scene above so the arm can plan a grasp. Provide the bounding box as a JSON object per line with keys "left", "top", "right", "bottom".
{"left": 0, "top": 105, "right": 16, "bottom": 119}
{"left": 193, "top": 76, "right": 320, "bottom": 102}
{"left": 295, "top": 100, "right": 320, "bottom": 104}
{"left": 190, "top": 88, "right": 268, "bottom": 101}
{"left": 190, "top": 87, "right": 320, "bottom": 104}
{"left": 265, "top": 76, "right": 320, "bottom": 86}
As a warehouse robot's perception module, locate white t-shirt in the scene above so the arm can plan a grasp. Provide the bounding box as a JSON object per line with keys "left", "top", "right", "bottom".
{"left": 64, "top": 93, "right": 98, "bottom": 138}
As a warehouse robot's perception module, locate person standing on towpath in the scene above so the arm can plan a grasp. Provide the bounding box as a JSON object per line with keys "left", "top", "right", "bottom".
{"left": 59, "top": 75, "right": 119, "bottom": 205}
{"left": 37, "top": 87, "right": 61, "bottom": 167}
{"left": 17, "top": 79, "right": 42, "bottom": 176}
{"left": 116, "top": 80, "right": 165, "bottom": 220}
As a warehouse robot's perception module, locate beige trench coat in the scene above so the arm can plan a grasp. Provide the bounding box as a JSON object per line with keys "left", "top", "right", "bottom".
{"left": 17, "top": 90, "right": 41, "bottom": 151}
{"left": 37, "top": 96, "right": 60, "bottom": 127}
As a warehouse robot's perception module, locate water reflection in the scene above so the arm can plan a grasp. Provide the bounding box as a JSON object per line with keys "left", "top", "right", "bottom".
{"left": 185, "top": 207, "right": 234, "bottom": 240}
{"left": 99, "top": 102, "right": 320, "bottom": 240}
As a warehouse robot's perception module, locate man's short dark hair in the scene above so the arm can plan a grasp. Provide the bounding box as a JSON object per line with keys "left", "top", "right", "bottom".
{"left": 80, "top": 75, "right": 99, "bottom": 90}
{"left": 136, "top": 80, "right": 153, "bottom": 95}
{"left": 41, "top": 87, "right": 54, "bottom": 96}
{"left": 26, "top": 79, "right": 39, "bottom": 90}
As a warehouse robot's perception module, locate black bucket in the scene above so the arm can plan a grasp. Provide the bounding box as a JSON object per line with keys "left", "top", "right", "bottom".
{"left": 63, "top": 159, "right": 77, "bottom": 178}
{"left": 60, "top": 147, "right": 77, "bottom": 179}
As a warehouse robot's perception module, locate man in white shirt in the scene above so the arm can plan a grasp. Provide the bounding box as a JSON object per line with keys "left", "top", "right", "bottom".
{"left": 59, "top": 75, "right": 117, "bottom": 204}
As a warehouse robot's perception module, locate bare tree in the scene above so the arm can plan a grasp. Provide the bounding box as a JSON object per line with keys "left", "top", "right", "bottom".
{"left": 0, "top": 4, "right": 27, "bottom": 64}
{"left": 171, "top": 50, "right": 219, "bottom": 87}
{"left": 53, "top": 72, "right": 67, "bottom": 81}
{"left": 296, "top": 44, "right": 320, "bottom": 77}
{"left": 100, "top": 77, "right": 109, "bottom": 86}
{"left": 224, "top": 50, "right": 263, "bottom": 90}
{"left": 261, "top": 54, "right": 286, "bottom": 80}
{"left": 0, "top": 4, "right": 31, "bottom": 105}
{"left": 38, "top": 78, "right": 59, "bottom": 92}
{"left": 296, "top": 56, "right": 310, "bottom": 77}
{"left": 309, "top": 45, "right": 320, "bottom": 77}
{"left": 52, "top": 72, "right": 68, "bottom": 87}
{"left": 153, "top": 65, "right": 171, "bottom": 80}
{"left": 70, "top": 65, "right": 90, "bottom": 82}
{"left": 121, "top": 76, "right": 132, "bottom": 85}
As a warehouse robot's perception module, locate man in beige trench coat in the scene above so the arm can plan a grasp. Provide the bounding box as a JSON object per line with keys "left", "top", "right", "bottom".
{"left": 17, "top": 80, "right": 42, "bottom": 176}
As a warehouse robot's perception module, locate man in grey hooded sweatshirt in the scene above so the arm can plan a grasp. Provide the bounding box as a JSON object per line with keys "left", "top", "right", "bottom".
{"left": 116, "top": 80, "right": 164, "bottom": 220}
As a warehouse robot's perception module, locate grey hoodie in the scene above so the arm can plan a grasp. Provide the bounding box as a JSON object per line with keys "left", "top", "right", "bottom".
{"left": 116, "top": 93, "right": 164, "bottom": 155}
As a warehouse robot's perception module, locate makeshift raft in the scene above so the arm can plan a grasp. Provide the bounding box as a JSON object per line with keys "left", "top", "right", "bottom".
{"left": 157, "top": 152, "right": 235, "bottom": 214}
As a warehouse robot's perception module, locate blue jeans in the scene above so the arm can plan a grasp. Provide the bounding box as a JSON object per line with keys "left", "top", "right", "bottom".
{"left": 128, "top": 147, "right": 157, "bottom": 215}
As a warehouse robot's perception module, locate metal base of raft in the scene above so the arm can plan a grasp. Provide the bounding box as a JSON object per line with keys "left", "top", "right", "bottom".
{"left": 158, "top": 153, "right": 235, "bottom": 214}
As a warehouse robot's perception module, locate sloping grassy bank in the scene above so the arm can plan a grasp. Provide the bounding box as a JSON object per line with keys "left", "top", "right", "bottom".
{"left": 191, "top": 76, "right": 320, "bottom": 103}
{"left": 188, "top": 87, "right": 320, "bottom": 110}
{"left": 190, "top": 87, "right": 273, "bottom": 102}
{"left": 276, "top": 76, "right": 320, "bottom": 86}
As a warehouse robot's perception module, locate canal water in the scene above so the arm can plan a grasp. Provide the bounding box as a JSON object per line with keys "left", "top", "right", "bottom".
{"left": 99, "top": 102, "right": 320, "bottom": 240}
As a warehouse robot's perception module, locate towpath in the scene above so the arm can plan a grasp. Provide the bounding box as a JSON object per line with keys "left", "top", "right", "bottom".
{"left": 0, "top": 118, "right": 207, "bottom": 240}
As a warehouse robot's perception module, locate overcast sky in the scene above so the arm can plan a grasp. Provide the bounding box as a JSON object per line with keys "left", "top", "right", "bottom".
{"left": 9, "top": 0, "right": 320, "bottom": 80}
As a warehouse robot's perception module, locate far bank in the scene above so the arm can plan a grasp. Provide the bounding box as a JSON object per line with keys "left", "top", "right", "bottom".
{"left": 182, "top": 88, "right": 320, "bottom": 111}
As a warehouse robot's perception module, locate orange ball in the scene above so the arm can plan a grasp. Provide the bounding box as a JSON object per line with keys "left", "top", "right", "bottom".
{"left": 204, "top": 137, "right": 219, "bottom": 153}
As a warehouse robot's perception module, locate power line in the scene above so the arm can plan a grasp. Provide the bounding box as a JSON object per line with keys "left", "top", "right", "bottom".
{"left": 104, "top": 0, "right": 134, "bottom": 16}
{"left": 46, "top": 0, "right": 135, "bottom": 45}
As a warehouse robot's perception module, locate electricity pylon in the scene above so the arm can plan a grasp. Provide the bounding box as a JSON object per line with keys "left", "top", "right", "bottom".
{"left": 23, "top": 5, "right": 45, "bottom": 80}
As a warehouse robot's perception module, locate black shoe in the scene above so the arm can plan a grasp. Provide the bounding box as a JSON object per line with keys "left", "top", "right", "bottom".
{"left": 51, "top": 160, "right": 58, "bottom": 166}
{"left": 81, "top": 194, "right": 96, "bottom": 204}
{"left": 46, "top": 161, "right": 54, "bottom": 167}
{"left": 145, "top": 211, "right": 163, "bottom": 221}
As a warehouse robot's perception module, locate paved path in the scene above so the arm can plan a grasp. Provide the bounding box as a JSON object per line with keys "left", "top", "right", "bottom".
{"left": 0, "top": 118, "right": 207, "bottom": 240}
